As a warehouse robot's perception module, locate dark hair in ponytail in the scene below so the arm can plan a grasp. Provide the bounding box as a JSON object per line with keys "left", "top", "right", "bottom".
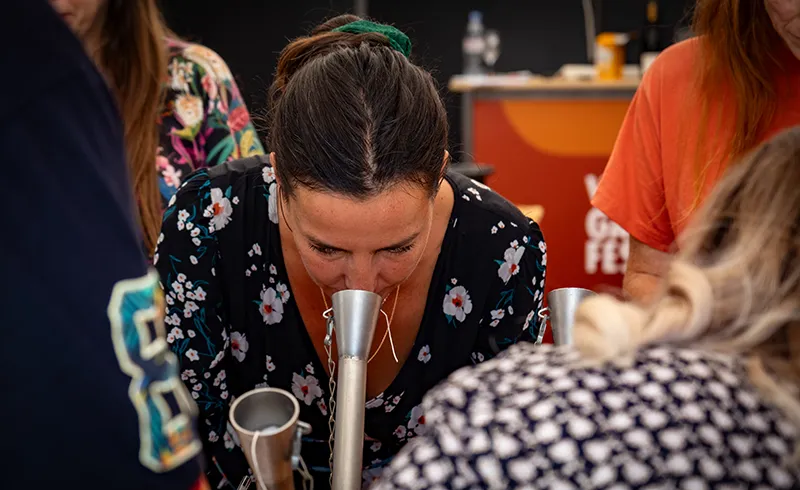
{"left": 268, "top": 14, "right": 448, "bottom": 200}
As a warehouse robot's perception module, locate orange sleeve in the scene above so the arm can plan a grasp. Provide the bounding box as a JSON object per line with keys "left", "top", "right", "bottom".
{"left": 591, "top": 61, "right": 674, "bottom": 253}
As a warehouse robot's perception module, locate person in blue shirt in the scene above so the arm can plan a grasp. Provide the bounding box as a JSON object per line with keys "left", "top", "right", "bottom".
{"left": 0, "top": 2, "right": 208, "bottom": 488}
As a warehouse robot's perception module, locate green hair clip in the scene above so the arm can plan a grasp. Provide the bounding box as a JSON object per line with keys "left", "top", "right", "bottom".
{"left": 332, "top": 20, "right": 412, "bottom": 58}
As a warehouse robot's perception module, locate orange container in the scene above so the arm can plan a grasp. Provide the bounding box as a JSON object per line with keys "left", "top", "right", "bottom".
{"left": 595, "top": 33, "right": 629, "bottom": 80}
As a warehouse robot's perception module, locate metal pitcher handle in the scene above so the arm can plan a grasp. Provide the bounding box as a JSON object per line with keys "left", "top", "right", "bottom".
{"left": 535, "top": 307, "right": 549, "bottom": 345}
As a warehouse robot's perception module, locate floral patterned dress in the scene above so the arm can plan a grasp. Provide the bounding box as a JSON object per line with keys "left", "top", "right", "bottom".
{"left": 154, "top": 156, "right": 547, "bottom": 489}
{"left": 157, "top": 39, "right": 264, "bottom": 205}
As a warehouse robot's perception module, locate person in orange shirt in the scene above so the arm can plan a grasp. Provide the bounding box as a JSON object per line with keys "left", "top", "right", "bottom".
{"left": 593, "top": 0, "right": 800, "bottom": 303}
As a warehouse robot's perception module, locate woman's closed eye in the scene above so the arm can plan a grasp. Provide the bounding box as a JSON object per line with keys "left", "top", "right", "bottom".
{"left": 310, "top": 244, "right": 341, "bottom": 256}
{"left": 384, "top": 244, "right": 414, "bottom": 255}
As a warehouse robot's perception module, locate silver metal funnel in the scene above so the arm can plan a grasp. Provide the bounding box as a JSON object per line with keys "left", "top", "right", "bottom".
{"left": 537, "top": 287, "right": 596, "bottom": 346}
{"left": 330, "top": 289, "right": 382, "bottom": 490}
{"left": 229, "top": 388, "right": 311, "bottom": 490}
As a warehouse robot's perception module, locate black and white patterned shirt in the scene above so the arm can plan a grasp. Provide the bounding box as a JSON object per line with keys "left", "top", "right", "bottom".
{"left": 372, "top": 343, "right": 800, "bottom": 489}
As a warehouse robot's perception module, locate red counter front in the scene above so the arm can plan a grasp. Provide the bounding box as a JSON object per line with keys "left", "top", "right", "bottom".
{"left": 454, "top": 79, "right": 636, "bottom": 342}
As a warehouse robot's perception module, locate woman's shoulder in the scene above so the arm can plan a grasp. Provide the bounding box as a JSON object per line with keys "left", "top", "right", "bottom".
{"left": 638, "top": 37, "right": 700, "bottom": 101}
{"left": 165, "top": 156, "right": 271, "bottom": 214}
{"left": 379, "top": 344, "right": 800, "bottom": 489}
{"left": 165, "top": 38, "right": 235, "bottom": 84}
{"left": 446, "top": 170, "right": 543, "bottom": 243}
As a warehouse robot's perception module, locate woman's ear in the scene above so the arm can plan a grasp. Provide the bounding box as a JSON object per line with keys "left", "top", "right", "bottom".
{"left": 270, "top": 152, "right": 281, "bottom": 186}
{"left": 437, "top": 150, "right": 451, "bottom": 187}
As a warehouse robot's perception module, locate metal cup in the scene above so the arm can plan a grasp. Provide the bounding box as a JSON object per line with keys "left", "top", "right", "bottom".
{"left": 536, "top": 287, "right": 596, "bottom": 346}
{"left": 229, "top": 388, "right": 311, "bottom": 490}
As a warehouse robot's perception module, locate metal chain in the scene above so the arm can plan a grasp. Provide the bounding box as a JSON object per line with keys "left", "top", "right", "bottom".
{"left": 323, "top": 315, "right": 337, "bottom": 489}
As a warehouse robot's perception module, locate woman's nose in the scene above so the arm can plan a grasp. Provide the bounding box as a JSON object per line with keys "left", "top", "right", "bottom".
{"left": 344, "top": 256, "right": 378, "bottom": 292}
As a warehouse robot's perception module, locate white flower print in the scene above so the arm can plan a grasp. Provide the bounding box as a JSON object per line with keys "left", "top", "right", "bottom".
{"left": 194, "top": 287, "right": 207, "bottom": 301}
{"left": 267, "top": 182, "right": 279, "bottom": 224}
{"left": 471, "top": 179, "right": 491, "bottom": 190}
{"left": 276, "top": 282, "right": 291, "bottom": 304}
{"left": 461, "top": 194, "right": 470, "bottom": 201}
{"left": 232, "top": 196, "right": 239, "bottom": 205}
{"left": 169, "top": 313, "right": 181, "bottom": 325}
{"left": 231, "top": 332, "right": 249, "bottom": 362}
{"left": 171, "top": 281, "right": 184, "bottom": 295}
{"left": 213, "top": 369, "right": 226, "bottom": 387}
{"left": 393, "top": 426, "right": 407, "bottom": 439}
{"left": 191, "top": 391, "right": 199, "bottom": 399}
{"left": 253, "top": 243, "right": 262, "bottom": 256}
{"left": 192, "top": 383, "right": 202, "bottom": 392}
{"left": 165, "top": 294, "right": 174, "bottom": 305}
{"left": 471, "top": 352, "right": 485, "bottom": 363}
{"left": 177, "top": 220, "right": 185, "bottom": 231}
{"left": 371, "top": 441, "right": 382, "bottom": 452}
{"left": 305, "top": 363, "right": 315, "bottom": 375}
{"left": 498, "top": 245, "right": 525, "bottom": 284}
{"left": 259, "top": 287, "right": 284, "bottom": 324}
{"left": 245, "top": 270, "right": 251, "bottom": 277}
{"left": 190, "top": 255, "right": 198, "bottom": 265}
{"left": 291, "top": 373, "right": 323, "bottom": 405}
{"left": 187, "top": 330, "right": 196, "bottom": 339}
{"left": 221, "top": 391, "right": 229, "bottom": 400}
{"left": 177, "top": 209, "right": 190, "bottom": 222}
{"left": 170, "top": 327, "right": 184, "bottom": 340}
{"left": 524, "top": 310, "right": 536, "bottom": 332}
{"left": 508, "top": 305, "right": 514, "bottom": 315}
{"left": 204, "top": 188, "right": 233, "bottom": 232}
{"left": 443, "top": 285, "right": 473, "bottom": 322}
{"left": 210, "top": 351, "right": 225, "bottom": 369}
{"left": 317, "top": 399, "right": 328, "bottom": 416}
{"left": 538, "top": 240, "right": 547, "bottom": 253}
{"left": 262, "top": 165, "right": 276, "bottom": 183}
{"left": 208, "top": 431, "right": 219, "bottom": 443}
{"left": 223, "top": 425, "right": 238, "bottom": 449}
{"left": 393, "top": 395, "right": 403, "bottom": 405}
{"left": 168, "top": 194, "right": 177, "bottom": 207}
{"left": 186, "top": 349, "right": 199, "bottom": 361}
{"left": 269, "top": 264, "right": 277, "bottom": 275}
{"left": 186, "top": 292, "right": 196, "bottom": 301}
{"left": 451, "top": 278, "right": 458, "bottom": 285}
{"left": 385, "top": 404, "right": 396, "bottom": 413}
{"left": 498, "top": 221, "right": 505, "bottom": 229}
{"left": 192, "top": 237, "right": 201, "bottom": 246}
{"left": 175, "top": 94, "right": 204, "bottom": 128}
{"left": 166, "top": 333, "right": 176, "bottom": 343}
{"left": 185, "top": 301, "right": 199, "bottom": 312}
{"left": 186, "top": 222, "right": 194, "bottom": 231}
{"left": 490, "top": 308, "right": 506, "bottom": 327}
{"left": 177, "top": 273, "right": 187, "bottom": 283}
{"left": 408, "top": 404, "right": 426, "bottom": 431}
{"left": 418, "top": 345, "right": 431, "bottom": 363}
{"left": 366, "top": 394, "right": 384, "bottom": 409}
{"left": 248, "top": 249, "right": 253, "bottom": 257}
{"left": 491, "top": 226, "right": 498, "bottom": 234}
{"left": 266, "top": 356, "right": 276, "bottom": 372}
{"left": 177, "top": 292, "right": 185, "bottom": 303}
{"left": 181, "top": 369, "right": 196, "bottom": 381}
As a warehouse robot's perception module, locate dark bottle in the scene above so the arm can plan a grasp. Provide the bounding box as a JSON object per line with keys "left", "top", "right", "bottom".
{"left": 640, "top": 0, "right": 661, "bottom": 73}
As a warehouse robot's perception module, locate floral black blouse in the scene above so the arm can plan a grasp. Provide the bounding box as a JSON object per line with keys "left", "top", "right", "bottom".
{"left": 154, "top": 156, "right": 547, "bottom": 489}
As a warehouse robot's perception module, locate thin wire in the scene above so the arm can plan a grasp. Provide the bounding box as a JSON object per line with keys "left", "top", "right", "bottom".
{"left": 250, "top": 433, "right": 269, "bottom": 490}
{"left": 320, "top": 286, "right": 401, "bottom": 364}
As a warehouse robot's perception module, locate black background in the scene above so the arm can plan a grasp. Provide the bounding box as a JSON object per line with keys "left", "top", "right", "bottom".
{"left": 162, "top": 0, "right": 694, "bottom": 159}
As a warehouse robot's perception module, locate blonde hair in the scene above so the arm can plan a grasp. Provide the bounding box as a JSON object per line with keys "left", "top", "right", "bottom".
{"left": 575, "top": 126, "right": 800, "bottom": 430}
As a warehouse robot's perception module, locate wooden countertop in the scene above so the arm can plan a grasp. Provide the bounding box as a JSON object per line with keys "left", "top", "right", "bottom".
{"left": 449, "top": 74, "right": 640, "bottom": 93}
